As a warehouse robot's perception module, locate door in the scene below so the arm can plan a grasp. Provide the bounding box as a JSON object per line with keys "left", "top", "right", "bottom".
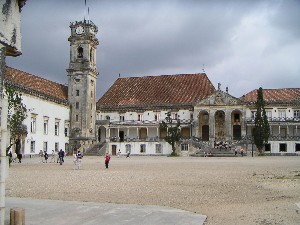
{"left": 202, "top": 125, "right": 209, "bottom": 141}
{"left": 112, "top": 145, "right": 117, "bottom": 156}
{"left": 233, "top": 125, "right": 241, "bottom": 140}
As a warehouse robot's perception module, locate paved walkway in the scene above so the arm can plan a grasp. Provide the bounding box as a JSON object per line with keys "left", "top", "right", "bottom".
{"left": 5, "top": 197, "right": 206, "bottom": 225}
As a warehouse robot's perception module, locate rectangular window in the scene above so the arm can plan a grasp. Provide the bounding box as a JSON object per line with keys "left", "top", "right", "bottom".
{"left": 43, "top": 141, "right": 48, "bottom": 152}
{"left": 181, "top": 143, "right": 189, "bottom": 151}
{"left": 55, "top": 142, "right": 59, "bottom": 152}
{"left": 76, "top": 90, "right": 80, "bottom": 96}
{"left": 55, "top": 121, "right": 59, "bottom": 136}
{"left": 264, "top": 143, "right": 271, "bottom": 152}
{"left": 76, "top": 115, "right": 79, "bottom": 122}
{"left": 64, "top": 122, "right": 69, "bottom": 137}
{"left": 234, "top": 113, "right": 240, "bottom": 122}
{"left": 278, "top": 110, "right": 286, "bottom": 121}
{"left": 76, "top": 102, "right": 79, "bottom": 109}
{"left": 155, "top": 144, "right": 162, "bottom": 153}
{"left": 120, "top": 115, "right": 125, "bottom": 122}
{"left": 266, "top": 111, "right": 272, "bottom": 120}
{"left": 31, "top": 115, "right": 37, "bottom": 133}
{"left": 295, "top": 143, "right": 300, "bottom": 152}
{"left": 138, "top": 114, "right": 143, "bottom": 121}
{"left": 294, "top": 110, "right": 300, "bottom": 120}
{"left": 125, "top": 144, "right": 131, "bottom": 153}
{"left": 140, "top": 144, "right": 146, "bottom": 153}
{"left": 279, "top": 143, "right": 287, "bottom": 152}
{"left": 251, "top": 111, "right": 256, "bottom": 120}
{"left": 30, "top": 141, "right": 35, "bottom": 153}
{"left": 172, "top": 113, "right": 178, "bottom": 120}
{"left": 44, "top": 118, "right": 48, "bottom": 135}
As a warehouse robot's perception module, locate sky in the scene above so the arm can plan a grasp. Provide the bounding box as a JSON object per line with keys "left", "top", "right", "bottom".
{"left": 6, "top": 0, "right": 300, "bottom": 100}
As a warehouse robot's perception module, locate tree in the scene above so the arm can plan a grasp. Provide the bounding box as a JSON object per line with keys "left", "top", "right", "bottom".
{"left": 160, "top": 112, "right": 181, "bottom": 156}
{"left": 4, "top": 84, "right": 28, "bottom": 157}
{"left": 252, "top": 87, "right": 270, "bottom": 154}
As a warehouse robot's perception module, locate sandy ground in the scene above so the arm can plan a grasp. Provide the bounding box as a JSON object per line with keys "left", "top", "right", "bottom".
{"left": 5, "top": 155, "right": 300, "bottom": 225}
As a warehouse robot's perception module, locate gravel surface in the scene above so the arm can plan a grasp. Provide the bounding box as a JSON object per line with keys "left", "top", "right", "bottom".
{"left": 5, "top": 156, "right": 300, "bottom": 225}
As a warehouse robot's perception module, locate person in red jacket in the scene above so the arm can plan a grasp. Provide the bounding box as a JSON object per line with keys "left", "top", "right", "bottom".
{"left": 105, "top": 153, "right": 111, "bottom": 169}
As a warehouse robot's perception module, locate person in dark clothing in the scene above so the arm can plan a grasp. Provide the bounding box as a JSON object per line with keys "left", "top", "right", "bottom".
{"left": 58, "top": 149, "right": 65, "bottom": 165}
{"left": 44, "top": 151, "right": 48, "bottom": 163}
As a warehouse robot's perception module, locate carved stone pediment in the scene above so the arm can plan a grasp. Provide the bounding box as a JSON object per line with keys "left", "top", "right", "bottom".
{"left": 196, "top": 91, "right": 242, "bottom": 106}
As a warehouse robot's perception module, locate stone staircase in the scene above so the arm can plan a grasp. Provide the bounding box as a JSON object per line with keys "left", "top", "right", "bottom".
{"left": 189, "top": 137, "right": 247, "bottom": 157}
{"left": 84, "top": 142, "right": 107, "bottom": 156}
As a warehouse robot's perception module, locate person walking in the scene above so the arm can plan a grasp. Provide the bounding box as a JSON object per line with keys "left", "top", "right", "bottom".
{"left": 44, "top": 151, "right": 48, "bottom": 163}
{"left": 105, "top": 153, "right": 111, "bottom": 169}
{"left": 58, "top": 149, "right": 64, "bottom": 165}
{"left": 75, "top": 150, "right": 83, "bottom": 170}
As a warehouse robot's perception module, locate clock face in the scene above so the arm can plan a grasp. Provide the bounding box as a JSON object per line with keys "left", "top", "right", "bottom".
{"left": 75, "top": 26, "right": 84, "bottom": 34}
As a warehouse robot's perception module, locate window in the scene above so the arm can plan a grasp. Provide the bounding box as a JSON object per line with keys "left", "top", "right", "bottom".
{"left": 172, "top": 113, "right": 178, "bottom": 120}
{"left": 76, "top": 115, "right": 79, "bottom": 122}
{"left": 91, "top": 91, "right": 93, "bottom": 98}
{"left": 278, "top": 110, "right": 286, "bottom": 121}
{"left": 251, "top": 111, "right": 256, "bottom": 120}
{"left": 120, "top": 115, "right": 125, "bottom": 122}
{"left": 279, "top": 143, "right": 287, "bottom": 152}
{"left": 64, "top": 123, "right": 69, "bottom": 137}
{"left": 106, "top": 116, "right": 110, "bottom": 121}
{"left": 265, "top": 143, "right": 271, "bottom": 152}
{"left": 138, "top": 114, "right": 143, "bottom": 121}
{"left": 125, "top": 144, "right": 131, "bottom": 153}
{"left": 76, "top": 102, "right": 79, "bottom": 109}
{"left": 30, "top": 141, "right": 35, "bottom": 153}
{"left": 77, "top": 46, "right": 83, "bottom": 58}
{"left": 234, "top": 113, "right": 240, "bottom": 122}
{"left": 140, "top": 144, "right": 146, "bottom": 153}
{"left": 76, "top": 90, "right": 80, "bottom": 96}
{"left": 155, "top": 113, "right": 160, "bottom": 122}
{"left": 0, "top": 107, "right": 2, "bottom": 127}
{"left": 294, "top": 110, "right": 300, "bottom": 120}
{"left": 44, "top": 118, "right": 48, "bottom": 134}
{"left": 43, "top": 141, "right": 48, "bottom": 152}
{"left": 266, "top": 111, "right": 272, "bottom": 120}
{"left": 155, "top": 144, "right": 162, "bottom": 153}
{"left": 181, "top": 143, "right": 189, "bottom": 151}
{"left": 31, "top": 115, "right": 37, "bottom": 133}
{"left": 55, "top": 121, "right": 60, "bottom": 136}
{"left": 295, "top": 143, "right": 300, "bottom": 152}
{"left": 55, "top": 142, "right": 59, "bottom": 152}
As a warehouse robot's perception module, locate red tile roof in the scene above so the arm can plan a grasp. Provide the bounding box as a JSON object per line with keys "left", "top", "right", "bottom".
{"left": 97, "top": 73, "right": 215, "bottom": 110}
{"left": 4, "top": 67, "right": 68, "bottom": 105}
{"left": 240, "top": 88, "right": 300, "bottom": 105}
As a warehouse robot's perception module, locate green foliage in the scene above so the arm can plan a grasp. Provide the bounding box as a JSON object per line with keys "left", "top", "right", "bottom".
{"left": 5, "top": 84, "right": 28, "bottom": 139}
{"left": 160, "top": 112, "right": 181, "bottom": 155}
{"left": 252, "top": 87, "right": 270, "bottom": 154}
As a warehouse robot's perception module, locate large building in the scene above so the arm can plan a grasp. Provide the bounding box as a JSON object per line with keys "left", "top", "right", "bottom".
{"left": 3, "top": 19, "right": 300, "bottom": 156}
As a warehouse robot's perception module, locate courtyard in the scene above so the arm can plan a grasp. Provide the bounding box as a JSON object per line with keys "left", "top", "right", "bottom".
{"left": 5, "top": 156, "right": 300, "bottom": 225}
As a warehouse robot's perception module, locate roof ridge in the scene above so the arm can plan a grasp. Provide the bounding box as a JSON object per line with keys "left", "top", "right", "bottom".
{"left": 5, "top": 66, "right": 67, "bottom": 88}
{"left": 118, "top": 73, "right": 207, "bottom": 79}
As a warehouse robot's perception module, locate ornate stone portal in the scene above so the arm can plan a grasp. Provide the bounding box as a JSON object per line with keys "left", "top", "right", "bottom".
{"left": 215, "top": 110, "right": 226, "bottom": 141}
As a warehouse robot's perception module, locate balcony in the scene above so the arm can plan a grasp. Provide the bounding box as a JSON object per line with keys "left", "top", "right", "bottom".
{"left": 245, "top": 117, "right": 300, "bottom": 123}
{"left": 100, "top": 119, "right": 193, "bottom": 127}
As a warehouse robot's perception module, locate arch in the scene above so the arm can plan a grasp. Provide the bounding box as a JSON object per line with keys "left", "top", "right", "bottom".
{"left": 77, "top": 46, "right": 83, "bottom": 58}
{"left": 231, "top": 109, "right": 243, "bottom": 140}
{"left": 198, "top": 110, "right": 209, "bottom": 140}
{"left": 98, "top": 126, "right": 106, "bottom": 142}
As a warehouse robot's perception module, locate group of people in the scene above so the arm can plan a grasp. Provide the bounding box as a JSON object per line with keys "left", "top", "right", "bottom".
{"left": 38, "top": 149, "right": 65, "bottom": 163}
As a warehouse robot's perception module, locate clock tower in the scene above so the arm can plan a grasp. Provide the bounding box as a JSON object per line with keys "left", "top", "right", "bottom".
{"left": 67, "top": 20, "right": 99, "bottom": 152}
